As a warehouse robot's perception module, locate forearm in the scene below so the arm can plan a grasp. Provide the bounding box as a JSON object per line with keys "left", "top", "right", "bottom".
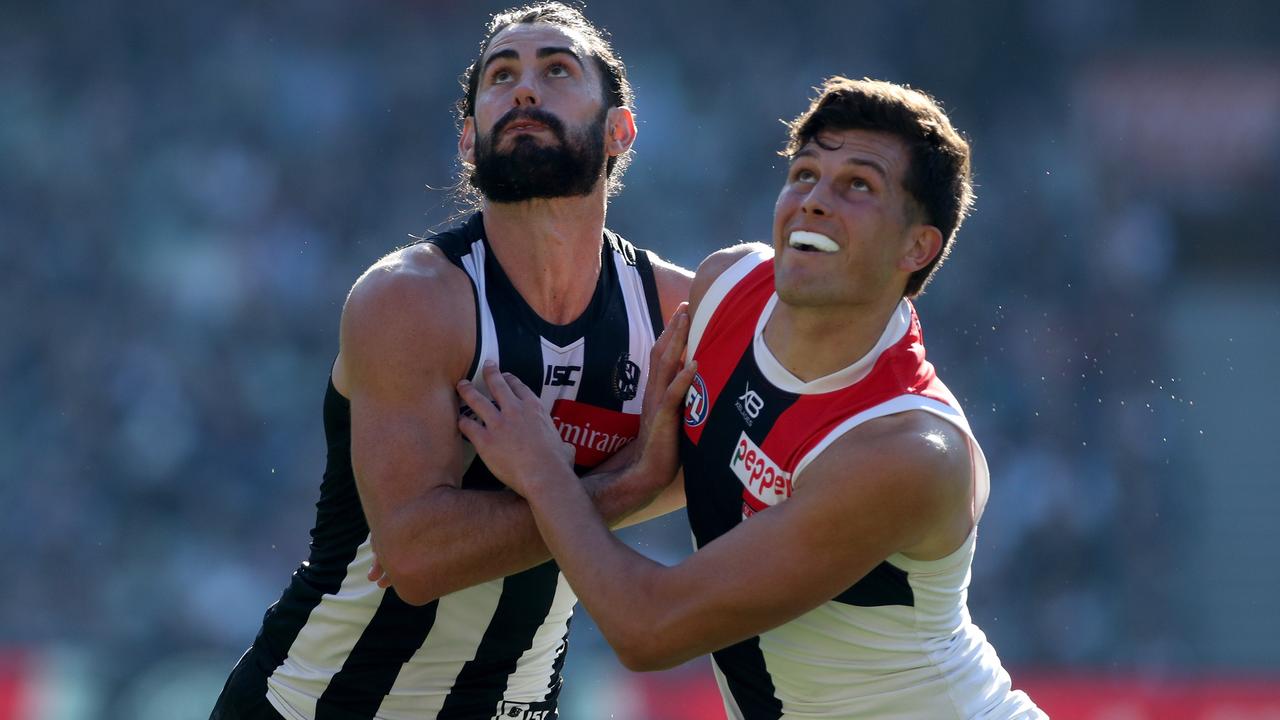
{"left": 613, "top": 470, "right": 685, "bottom": 529}
{"left": 381, "top": 466, "right": 649, "bottom": 603}
{"left": 381, "top": 485, "right": 547, "bottom": 603}
{"left": 524, "top": 477, "right": 693, "bottom": 670}
{"left": 585, "top": 434, "right": 684, "bottom": 529}
{"left": 582, "top": 440, "right": 665, "bottom": 526}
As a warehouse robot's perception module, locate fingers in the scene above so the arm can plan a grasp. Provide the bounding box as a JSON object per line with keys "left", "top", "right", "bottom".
{"left": 646, "top": 358, "right": 697, "bottom": 432}
{"left": 457, "top": 376, "right": 499, "bottom": 426}
{"left": 663, "top": 359, "right": 698, "bottom": 412}
{"left": 649, "top": 310, "right": 688, "bottom": 380}
{"left": 368, "top": 557, "right": 391, "bottom": 589}
{"left": 458, "top": 364, "right": 522, "bottom": 424}
{"left": 663, "top": 310, "right": 690, "bottom": 364}
{"left": 650, "top": 303, "right": 689, "bottom": 365}
{"left": 479, "top": 362, "right": 518, "bottom": 409}
{"left": 646, "top": 309, "right": 691, "bottom": 415}
{"left": 458, "top": 413, "right": 487, "bottom": 447}
{"left": 505, "top": 371, "right": 540, "bottom": 403}
{"left": 666, "top": 302, "right": 689, "bottom": 328}
{"left": 459, "top": 364, "right": 540, "bottom": 422}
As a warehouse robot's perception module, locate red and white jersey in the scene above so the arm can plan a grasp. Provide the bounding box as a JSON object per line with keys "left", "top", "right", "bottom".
{"left": 680, "top": 250, "right": 1043, "bottom": 720}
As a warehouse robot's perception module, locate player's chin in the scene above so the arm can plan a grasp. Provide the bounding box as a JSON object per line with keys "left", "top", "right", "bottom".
{"left": 774, "top": 277, "right": 834, "bottom": 307}
{"left": 503, "top": 132, "right": 558, "bottom": 150}
{"left": 774, "top": 262, "right": 816, "bottom": 290}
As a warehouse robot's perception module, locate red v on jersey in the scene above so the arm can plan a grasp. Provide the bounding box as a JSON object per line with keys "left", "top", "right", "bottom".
{"left": 684, "top": 256, "right": 959, "bottom": 503}
{"left": 550, "top": 399, "right": 640, "bottom": 469}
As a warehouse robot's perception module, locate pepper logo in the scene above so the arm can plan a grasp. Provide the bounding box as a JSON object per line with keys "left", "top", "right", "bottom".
{"left": 729, "top": 431, "right": 793, "bottom": 516}
{"left": 684, "top": 373, "right": 709, "bottom": 427}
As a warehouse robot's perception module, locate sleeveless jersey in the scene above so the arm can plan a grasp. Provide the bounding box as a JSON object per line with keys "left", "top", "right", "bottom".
{"left": 680, "top": 251, "right": 1043, "bottom": 720}
{"left": 238, "top": 213, "right": 665, "bottom": 720}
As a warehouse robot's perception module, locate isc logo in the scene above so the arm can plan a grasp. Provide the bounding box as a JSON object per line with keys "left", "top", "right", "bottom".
{"left": 729, "top": 431, "right": 792, "bottom": 510}
{"left": 544, "top": 364, "right": 581, "bottom": 387}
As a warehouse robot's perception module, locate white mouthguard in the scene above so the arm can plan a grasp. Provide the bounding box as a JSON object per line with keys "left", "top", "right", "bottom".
{"left": 788, "top": 230, "right": 839, "bottom": 253}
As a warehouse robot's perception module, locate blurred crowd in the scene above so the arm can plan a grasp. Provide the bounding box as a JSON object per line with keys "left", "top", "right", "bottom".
{"left": 2, "top": 0, "right": 1277, "bottom": 714}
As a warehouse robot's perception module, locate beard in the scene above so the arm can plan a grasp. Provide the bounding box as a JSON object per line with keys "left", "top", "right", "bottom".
{"left": 471, "top": 107, "right": 608, "bottom": 203}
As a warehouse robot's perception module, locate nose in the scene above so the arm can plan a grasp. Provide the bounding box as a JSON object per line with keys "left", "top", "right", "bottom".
{"left": 512, "top": 74, "right": 539, "bottom": 108}
{"left": 800, "top": 182, "right": 829, "bottom": 216}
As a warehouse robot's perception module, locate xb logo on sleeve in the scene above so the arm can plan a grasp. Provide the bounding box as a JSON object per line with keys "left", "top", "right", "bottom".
{"left": 735, "top": 382, "right": 764, "bottom": 425}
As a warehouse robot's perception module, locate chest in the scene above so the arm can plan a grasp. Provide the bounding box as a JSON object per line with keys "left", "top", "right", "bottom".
{"left": 469, "top": 308, "right": 651, "bottom": 474}
{"left": 681, "top": 350, "right": 837, "bottom": 546}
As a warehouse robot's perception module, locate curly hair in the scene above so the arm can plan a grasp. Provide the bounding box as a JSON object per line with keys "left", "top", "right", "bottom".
{"left": 785, "top": 77, "right": 974, "bottom": 297}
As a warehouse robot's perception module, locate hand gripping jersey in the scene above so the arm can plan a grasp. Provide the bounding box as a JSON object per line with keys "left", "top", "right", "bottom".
{"left": 221, "top": 214, "right": 665, "bottom": 720}
{"left": 680, "top": 251, "right": 1043, "bottom": 720}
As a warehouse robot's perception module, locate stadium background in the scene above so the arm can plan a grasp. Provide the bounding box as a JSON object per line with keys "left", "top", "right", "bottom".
{"left": 2, "top": 0, "right": 1278, "bottom": 717}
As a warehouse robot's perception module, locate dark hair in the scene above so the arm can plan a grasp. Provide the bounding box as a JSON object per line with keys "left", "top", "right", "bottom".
{"left": 458, "top": 2, "right": 634, "bottom": 196}
{"left": 784, "top": 77, "right": 974, "bottom": 297}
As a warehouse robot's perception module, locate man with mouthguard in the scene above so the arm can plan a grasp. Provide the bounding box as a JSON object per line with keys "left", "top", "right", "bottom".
{"left": 458, "top": 77, "right": 1046, "bottom": 719}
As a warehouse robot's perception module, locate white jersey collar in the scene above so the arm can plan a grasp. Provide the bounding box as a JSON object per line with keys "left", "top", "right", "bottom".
{"left": 753, "top": 297, "right": 912, "bottom": 395}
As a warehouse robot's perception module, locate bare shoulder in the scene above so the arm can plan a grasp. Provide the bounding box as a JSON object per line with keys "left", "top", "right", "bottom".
{"left": 798, "top": 409, "right": 973, "bottom": 556}
{"left": 644, "top": 251, "right": 694, "bottom": 320}
{"left": 689, "top": 242, "right": 770, "bottom": 314}
{"left": 356, "top": 240, "right": 469, "bottom": 291}
{"left": 829, "top": 411, "right": 970, "bottom": 491}
{"left": 334, "top": 243, "right": 476, "bottom": 393}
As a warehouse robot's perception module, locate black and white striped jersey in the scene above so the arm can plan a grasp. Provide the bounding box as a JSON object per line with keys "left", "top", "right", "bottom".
{"left": 237, "top": 213, "right": 664, "bottom": 720}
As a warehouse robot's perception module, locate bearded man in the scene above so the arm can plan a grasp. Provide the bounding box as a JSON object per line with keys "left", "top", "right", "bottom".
{"left": 210, "top": 4, "right": 691, "bottom": 718}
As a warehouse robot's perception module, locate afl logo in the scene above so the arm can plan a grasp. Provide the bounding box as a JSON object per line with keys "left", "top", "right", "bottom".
{"left": 684, "top": 373, "right": 709, "bottom": 427}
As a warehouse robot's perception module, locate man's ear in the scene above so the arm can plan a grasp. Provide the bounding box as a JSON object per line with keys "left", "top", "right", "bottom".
{"left": 604, "top": 106, "right": 637, "bottom": 157}
{"left": 459, "top": 116, "right": 477, "bottom": 165}
{"left": 899, "top": 224, "right": 944, "bottom": 273}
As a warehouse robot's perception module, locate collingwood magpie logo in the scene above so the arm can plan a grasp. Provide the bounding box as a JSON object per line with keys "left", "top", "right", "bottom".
{"left": 612, "top": 352, "right": 640, "bottom": 401}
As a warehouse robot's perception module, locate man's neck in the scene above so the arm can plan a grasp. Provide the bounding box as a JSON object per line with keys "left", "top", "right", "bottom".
{"left": 762, "top": 293, "right": 904, "bottom": 383}
{"left": 481, "top": 192, "right": 608, "bottom": 325}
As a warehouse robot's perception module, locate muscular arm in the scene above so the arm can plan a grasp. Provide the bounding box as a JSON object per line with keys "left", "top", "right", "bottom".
{"left": 339, "top": 246, "right": 692, "bottom": 605}
{"left": 458, "top": 244, "right": 975, "bottom": 669}
{"left": 473, "top": 401, "right": 974, "bottom": 670}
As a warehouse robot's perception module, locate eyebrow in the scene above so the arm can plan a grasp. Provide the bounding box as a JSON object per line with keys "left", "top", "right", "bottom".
{"left": 537, "top": 46, "right": 584, "bottom": 69}
{"left": 480, "top": 48, "right": 518, "bottom": 76}
{"left": 480, "top": 46, "right": 585, "bottom": 76}
{"left": 793, "top": 147, "right": 889, "bottom": 181}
